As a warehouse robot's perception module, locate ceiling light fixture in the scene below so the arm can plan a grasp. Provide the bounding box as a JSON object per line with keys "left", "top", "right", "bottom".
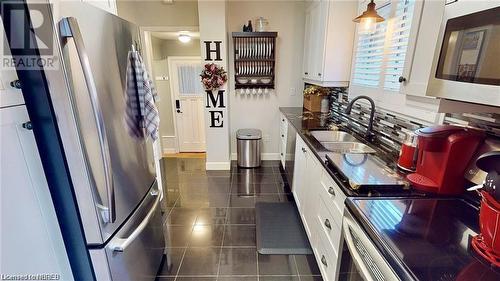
{"left": 178, "top": 33, "right": 191, "bottom": 43}
{"left": 353, "top": 0, "right": 385, "bottom": 34}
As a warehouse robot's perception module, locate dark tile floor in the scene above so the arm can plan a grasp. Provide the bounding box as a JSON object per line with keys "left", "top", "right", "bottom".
{"left": 157, "top": 158, "right": 323, "bottom": 281}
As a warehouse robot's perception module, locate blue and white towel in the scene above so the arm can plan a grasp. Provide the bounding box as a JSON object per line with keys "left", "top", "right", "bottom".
{"left": 124, "top": 50, "right": 160, "bottom": 141}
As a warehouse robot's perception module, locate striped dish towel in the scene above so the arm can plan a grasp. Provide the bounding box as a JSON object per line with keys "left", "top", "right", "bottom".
{"left": 124, "top": 50, "right": 160, "bottom": 140}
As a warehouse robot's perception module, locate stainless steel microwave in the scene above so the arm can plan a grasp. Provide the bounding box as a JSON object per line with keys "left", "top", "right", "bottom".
{"left": 428, "top": 1, "right": 500, "bottom": 107}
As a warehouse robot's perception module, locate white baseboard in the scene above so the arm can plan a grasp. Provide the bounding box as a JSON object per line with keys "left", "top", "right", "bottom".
{"left": 162, "top": 135, "right": 177, "bottom": 154}
{"left": 206, "top": 161, "right": 231, "bottom": 170}
{"left": 230, "top": 153, "right": 280, "bottom": 161}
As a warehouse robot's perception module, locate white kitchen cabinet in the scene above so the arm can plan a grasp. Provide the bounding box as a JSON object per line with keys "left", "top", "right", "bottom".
{"left": 279, "top": 113, "right": 288, "bottom": 168}
{"left": 82, "top": 0, "right": 117, "bottom": 15}
{"left": 400, "top": 0, "right": 446, "bottom": 97}
{"left": 302, "top": 0, "right": 358, "bottom": 87}
{"left": 292, "top": 134, "right": 345, "bottom": 281}
{"left": 0, "top": 20, "right": 25, "bottom": 108}
{"left": 0, "top": 105, "right": 73, "bottom": 280}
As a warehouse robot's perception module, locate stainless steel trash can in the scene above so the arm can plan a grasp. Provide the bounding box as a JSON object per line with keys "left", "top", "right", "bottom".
{"left": 237, "top": 129, "right": 262, "bottom": 168}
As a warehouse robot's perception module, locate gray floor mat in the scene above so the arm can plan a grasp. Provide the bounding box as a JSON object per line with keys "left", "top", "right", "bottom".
{"left": 255, "top": 202, "right": 313, "bottom": 255}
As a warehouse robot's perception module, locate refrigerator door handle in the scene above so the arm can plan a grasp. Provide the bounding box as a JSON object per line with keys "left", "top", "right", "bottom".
{"left": 59, "top": 17, "right": 115, "bottom": 223}
{"left": 109, "top": 188, "right": 161, "bottom": 252}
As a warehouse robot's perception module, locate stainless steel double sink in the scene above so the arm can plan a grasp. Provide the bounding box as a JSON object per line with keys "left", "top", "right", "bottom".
{"left": 310, "top": 130, "right": 376, "bottom": 154}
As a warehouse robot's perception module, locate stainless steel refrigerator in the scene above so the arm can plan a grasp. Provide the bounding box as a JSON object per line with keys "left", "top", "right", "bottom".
{"left": 30, "top": 2, "right": 165, "bottom": 280}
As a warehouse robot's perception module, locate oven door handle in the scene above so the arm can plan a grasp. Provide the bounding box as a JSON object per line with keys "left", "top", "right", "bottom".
{"left": 343, "top": 213, "right": 400, "bottom": 281}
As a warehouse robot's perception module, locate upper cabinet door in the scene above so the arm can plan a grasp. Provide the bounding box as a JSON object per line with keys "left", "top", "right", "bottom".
{"left": 400, "top": 0, "right": 445, "bottom": 96}
{"left": 302, "top": 0, "right": 357, "bottom": 87}
{"left": 303, "top": 6, "right": 314, "bottom": 79}
{"left": 82, "top": 0, "right": 117, "bottom": 15}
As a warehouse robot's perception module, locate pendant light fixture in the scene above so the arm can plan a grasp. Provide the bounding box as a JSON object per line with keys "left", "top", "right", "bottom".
{"left": 353, "top": 0, "right": 385, "bottom": 34}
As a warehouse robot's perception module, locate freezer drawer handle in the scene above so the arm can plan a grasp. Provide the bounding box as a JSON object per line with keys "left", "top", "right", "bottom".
{"left": 59, "top": 17, "right": 115, "bottom": 223}
{"left": 110, "top": 188, "right": 161, "bottom": 252}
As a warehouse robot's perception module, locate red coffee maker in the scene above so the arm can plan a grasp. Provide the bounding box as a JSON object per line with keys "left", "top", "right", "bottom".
{"left": 407, "top": 125, "right": 484, "bottom": 195}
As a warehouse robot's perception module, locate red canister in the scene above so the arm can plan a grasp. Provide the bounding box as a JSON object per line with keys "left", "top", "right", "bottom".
{"left": 472, "top": 191, "right": 500, "bottom": 266}
{"left": 397, "top": 132, "right": 418, "bottom": 172}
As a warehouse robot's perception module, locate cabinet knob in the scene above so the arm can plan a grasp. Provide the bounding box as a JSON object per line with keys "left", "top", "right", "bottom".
{"left": 10, "top": 80, "right": 21, "bottom": 89}
{"left": 281, "top": 134, "right": 284, "bottom": 137}
{"left": 22, "top": 121, "right": 33, "bottom": 130}
{"left": 398, "top": 76, "right": 407, "bottom": 83}
{"left": 328, "top": 187, "right": 335, "bottom": 196}
{"left": 321, "top": 255, "right": 328, "bottom": 266}
{"left": 324, "top": 219, "right": 332, "bottom": 230}
{"left": 304, "top": 72, "right": 308, "bottom": 75}
{"left": 280, "top": 153, "right": 283, "bottom": 156}
{"left": 282, "top": 119, "right": 285, "bottom": 122}
{"left": 301, "top": 147, "right": 306, "bottom": 153}
{"left": 318, "top": 73, "right": 322, "bottom": 76}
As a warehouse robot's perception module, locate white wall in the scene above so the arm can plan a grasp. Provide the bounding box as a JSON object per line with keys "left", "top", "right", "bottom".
{"left": 198, "top": 0, "right": 231, "bottom": 170}
{"left": 227, "top": 1, "right": 305, "bottom": 158}
{"left": 116, "top": 0, "right": 199, "bottom": 27}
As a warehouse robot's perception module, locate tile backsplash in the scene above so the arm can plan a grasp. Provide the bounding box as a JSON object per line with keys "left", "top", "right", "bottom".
{"left": 328, "top": 87, "right": 427, "bottom": 157}
{"left": 326, "top": 87, "right": 500, "bottom": 157}
{"left": 443, "top": 113, "right": 500, "bottom": 138}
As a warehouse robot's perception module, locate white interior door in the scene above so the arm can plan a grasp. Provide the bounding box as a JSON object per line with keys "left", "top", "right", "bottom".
{"left": 169, "top": 57, "right": 206, "bottom": 152}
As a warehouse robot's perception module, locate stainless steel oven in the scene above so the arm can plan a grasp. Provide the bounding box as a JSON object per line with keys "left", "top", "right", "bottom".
{"left": 339, "top": 209, "right": 400, "bottom": 281}
{"left": 428, "top": 1, "right": 500, "bottom": 106}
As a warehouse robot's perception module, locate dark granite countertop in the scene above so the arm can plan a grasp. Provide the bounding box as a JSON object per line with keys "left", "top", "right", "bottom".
{"left": 279, "top": 107, "right": 427, "bottom": 198}
{"left": 346, "top": 197, "right": 500, "bottom": 281}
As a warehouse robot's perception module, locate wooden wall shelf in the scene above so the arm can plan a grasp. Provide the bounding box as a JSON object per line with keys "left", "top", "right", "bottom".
{"left": 232, "top": 32, "right": 277, "bottom": 89}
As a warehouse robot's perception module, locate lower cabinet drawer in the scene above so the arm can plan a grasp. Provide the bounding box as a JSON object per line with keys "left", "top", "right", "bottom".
{"left": 319, "top": 171, "right": 346, "bottom": 227}
{"left": 317, "top": 196, "right": 342, "bottom": 256}
{"left": 315, "top": 223, "right": 339, "bottom": 281}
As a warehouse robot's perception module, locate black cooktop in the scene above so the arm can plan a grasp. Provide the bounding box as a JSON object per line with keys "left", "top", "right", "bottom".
{"left": 347, "top": 198, "right": 500, "bottom": 281}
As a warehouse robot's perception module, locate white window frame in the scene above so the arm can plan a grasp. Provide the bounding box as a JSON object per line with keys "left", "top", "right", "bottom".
{"left": 349, "top": 0, "right": 441, "bottom": 124}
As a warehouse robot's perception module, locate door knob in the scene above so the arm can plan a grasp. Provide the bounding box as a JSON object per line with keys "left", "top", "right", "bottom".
{"left": 22, "top": 121, "right": 33, "bottom": 130}
{"left": 398, "top": 76, "right": 407, "bottom": 83}
{"left": 301, "top": 147, "right": 306, "bottom": 153}
{"left": 176, "top": 109, "right": 183, "bottom": 113}
{"left": 324, "top": 219, "right": 332, "bottom": 230}
{"left": 10, "top": 80, "right": 21, "bottom": 89}
{"left": 328, "top": 187, "right": 335, "bottom": 196}
{"left": 321, "top": 255, "right": 327, "bottom": 266}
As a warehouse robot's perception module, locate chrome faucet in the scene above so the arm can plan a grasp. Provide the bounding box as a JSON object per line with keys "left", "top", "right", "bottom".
{"left": 344, "top": 95, "right": 376, "bottom": 141}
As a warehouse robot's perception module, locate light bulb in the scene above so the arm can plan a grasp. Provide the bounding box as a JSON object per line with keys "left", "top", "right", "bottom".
{"left": 178, "top": 34, "right": 191, "bottom": 43}
{"left": 359, "top": 17, "right": 376, "bottom": 34}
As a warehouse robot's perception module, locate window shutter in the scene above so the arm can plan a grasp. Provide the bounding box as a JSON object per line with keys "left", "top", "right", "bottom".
{"left": 352, "top": 0, "right": 417, "bottom": 92}
{"left": 352, "top": 3, "right": 392, "bottom": 87}
{"left": 383, "top": 0, "right": 416, "bottom": 91}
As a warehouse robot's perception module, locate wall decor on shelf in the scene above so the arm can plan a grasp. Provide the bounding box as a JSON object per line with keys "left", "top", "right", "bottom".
{"left": 232, "top": 32, "right": 277, "bottom": 94}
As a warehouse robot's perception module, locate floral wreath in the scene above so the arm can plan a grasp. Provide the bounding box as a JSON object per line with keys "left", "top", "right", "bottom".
{"left": 200, "top": 63, "right": 228, "bottom": 91}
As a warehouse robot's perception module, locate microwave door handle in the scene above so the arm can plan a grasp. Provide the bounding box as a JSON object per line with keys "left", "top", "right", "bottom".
{"left": 109, "top": 188, "right": 161, "bottom": 252}
{"left": 59, "top": 17, "right": 115, "bottom": 223}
